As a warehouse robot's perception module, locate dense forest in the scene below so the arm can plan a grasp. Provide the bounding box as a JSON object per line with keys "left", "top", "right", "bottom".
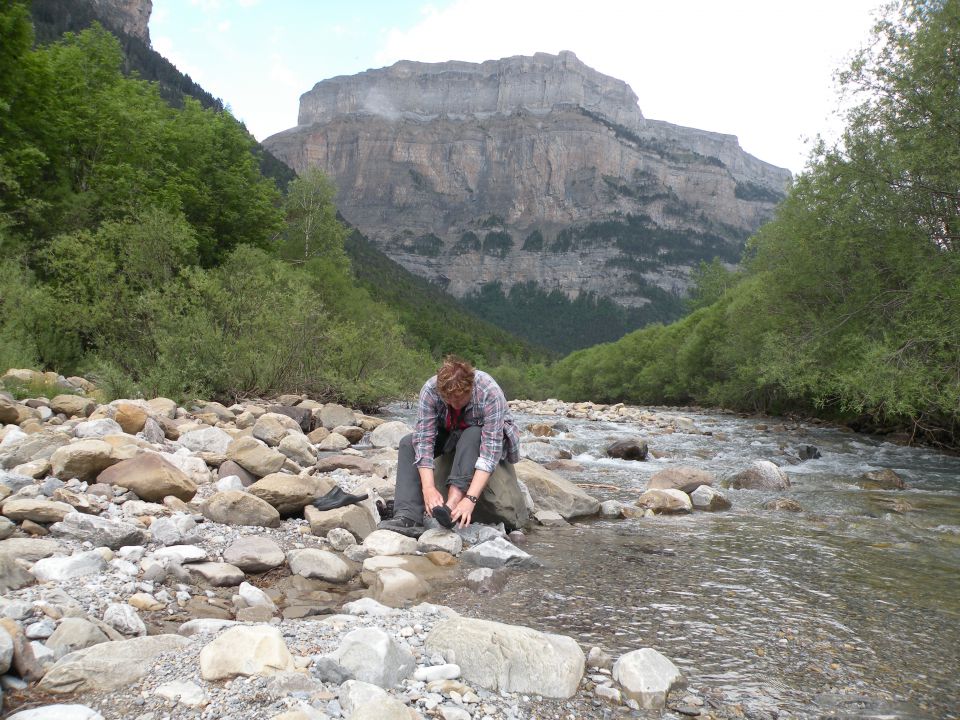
{"left": 0, "top": 3, "right": 535, "bottom": 407}
{"left": 515, "top": 0, "right": 959, "bottom": 449}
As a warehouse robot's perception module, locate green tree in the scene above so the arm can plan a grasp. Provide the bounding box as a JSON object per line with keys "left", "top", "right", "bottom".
{"left": 280, "top": 167, "right": 348, "bottom": 266}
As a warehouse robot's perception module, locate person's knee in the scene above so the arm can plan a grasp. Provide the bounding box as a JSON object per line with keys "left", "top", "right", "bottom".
{"left": 459, "top": 425, "right": 482, "bottom": 444}
{"left": 399, "top": 433, "right": 414, "bottom": 449}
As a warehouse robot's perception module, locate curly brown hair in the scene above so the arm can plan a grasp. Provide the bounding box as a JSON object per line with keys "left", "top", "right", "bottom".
{"left": 436, "top": 355, "right": 475, "bottom": 400}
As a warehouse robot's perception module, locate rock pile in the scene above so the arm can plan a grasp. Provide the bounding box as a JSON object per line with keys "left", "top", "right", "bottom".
{"left": 1, "top": 370, "right": 694, "bottom": 718}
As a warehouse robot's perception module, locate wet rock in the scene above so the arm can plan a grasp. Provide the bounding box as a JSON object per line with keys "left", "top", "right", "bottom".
{"left": 521, "top": 441, "right": 566, "bottom": 463}
{"left": 461, "top": 537, "right": 538, "bottom": 568}
{"left": 199, "top": 625, "right": 296, "bottom": 680}
{"left": 613, "top": 647, "right": 684, "bottom": 709}
{"left": 50, "top": 512, "right": 146, "bottom": 550}
{"left": 370, "top": 421, "right": 412, "bottom": 449}
{"left": 726, "top": 460, "right": 790, "bottom": 490}
{"left": 202, "top": 490, "right": 281, "bottom": 528}
{"left": 606, "top": 439, "right": 648, "bottom": 461}
{"left": 599, "top": 500, "right": 624, "bottom": 518}
{"left": 514, "top": 459, "right": 600, "bottom": 519}
{"left": 689, "top": 485, "right": 731, "bottom": 511}
{"left": 636, "top": 488, "right": 693, "bottom": 514}
{"left": 304, "top": 503, "right": 376, "bottom": 541}
{"left": 287, "top": 548, "right": 359, "bottom": 582}
{"left": 332, "top": 626, "right": 415, "bottom": 688}
{"left": 465, "top": 567, "right": 508, "bottom": 594}
{"left": 96, "top": 453, "right": 197, "bottom": 502}
{"left": 797, "top": 444, "right": 821, "bottom": 460}
{"left": 370, "top": 567, "right": 431, "bottom": 606}
{"left": 39, "top": 634, "right": 190, "bottom": 693}
{"left": 859, "top": 468, "right": 905, "bottom": 490}
{"left": 426, "top": 617, "right": 584, "bottom": 698}
{"left": 534, "top": 510, "right": 568, "bottom": 526}
{"left": 764, "top": 498, "right": 803, "bottom": 512}
{"left": 222, "top": 535, "right": 285, "bottom": 573}
{"left": 647, "top": 467, "right": 715, "bottom": 493}
{"left": 527, "top": 422, "right": 557, "bottom": 437}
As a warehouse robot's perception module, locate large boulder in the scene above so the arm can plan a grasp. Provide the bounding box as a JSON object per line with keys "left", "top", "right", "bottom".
{"left": 426, "top": 617, "right": 584, "bottom": 698}
{"left": 287, "top": 548, "right": 359, "bottom": 583}
{"left": 49, "top": 512, "right": 147, "bottom": 549}
{"left": 859, "top": 468, "right": 905, "bottom": 490}
{"left": 226, "top": 436, "right": 286, "bottom": 477}
{"left": 0, "top": 431, "right": 71, "bottom": 470}
{"left": 252, "top": 412, "right": 303, "bottom": 447}
{"left": 50, "top": 440, "right": 117, "bottom": 482}
{"left": 606, "top": 439, "right": 648, "bottom": 461}
{"left": 689, "top": 485, "right": 731, "bottom": 511}
{"left": 647, "top": 466, "right": 715, "bottom": 493}
{"left": 461, "top": 537, "right": 538, "bottom": 568}
{"left": 222, "top": 536, "right": 285, "bottom": 573}
{"left": 199, "top": 626, "right": 295, "bottom": 681}
{"left": 612, "top": 648, "right": 684, "bottom": 709}
{"left": 514, "top": 459, "right": 599, "bottom": 518}
{"left": 636, "top": 488, "right": 693, "bottom": 514}
{"left": 725, "top": 460, "right": 790, "bottom": 490}
{"left": 332, "top": 627, "right": 415, "bottom": 688}
{"left": 38, "top": 634, "right": 190, "bottom": 693}
{"left": 45, "top": 618, "right": 110, "bottom": 660}
{"left": 112, "top": 401, "right": 149, "bottom": 435}
{"left": 202, "top": 491, "right": 281, "bottom": 528}
{"left": 49, "top": 395, "right": 95, "bottom": 418}
{"left": 319, "top": 404, "right": 357, "bottom": 430}
{"left": 304, "top": 503, "right": 376, "bottom": 541}
{"left": 2, "top": 498, "right": 74, "bottom": 524}
{"left": 266, "top": 404, "right": 313, "bottom": 432}
{"left": 178, "top": 427, "right": 234, "bottom": 455}
{"left": 277, "top": 433, "right": 317, "bottom": 467}
{"left": 369, "top": 421, "right": 412, "bottom": 449}
{"left": 247, "top": 473, "right": 333, "bottom": 517}
{"left": 96, "top": 454, "right": 197, "bottom": 502}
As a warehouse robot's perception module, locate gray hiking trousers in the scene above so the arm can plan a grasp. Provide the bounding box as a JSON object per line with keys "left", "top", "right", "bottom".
{"left": 393, "top": 426, "right": 529, "bottom": 531}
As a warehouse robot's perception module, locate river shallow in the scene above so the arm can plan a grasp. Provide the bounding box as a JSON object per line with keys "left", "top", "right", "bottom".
{"left": 388, "top": 404, "right": 960, "bottom": 719}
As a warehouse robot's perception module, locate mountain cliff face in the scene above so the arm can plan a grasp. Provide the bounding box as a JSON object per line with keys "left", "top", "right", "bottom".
{"left": 264, "top": 51, "right": 791, "bottom": 318}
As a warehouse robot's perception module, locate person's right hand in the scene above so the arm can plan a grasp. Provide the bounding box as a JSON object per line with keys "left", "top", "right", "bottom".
{"left": 423, "top": 486, "right": 445, "bottom": 516}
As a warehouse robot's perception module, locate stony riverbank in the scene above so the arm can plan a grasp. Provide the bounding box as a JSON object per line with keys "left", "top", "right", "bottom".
{"left": 0, "top": 368, "right": 858, "bottom": 720}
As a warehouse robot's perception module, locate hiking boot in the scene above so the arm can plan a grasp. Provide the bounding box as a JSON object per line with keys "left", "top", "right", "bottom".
{"left": 377, "top": 516, "right": 426, "bottom": 538}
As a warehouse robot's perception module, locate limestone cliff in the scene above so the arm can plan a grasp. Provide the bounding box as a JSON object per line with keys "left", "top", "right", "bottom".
{"left": 89, "top": 0, "right": 151, "bottom": 43}
{"left": 264, "top": 51, "right": 791, "bottom": 310}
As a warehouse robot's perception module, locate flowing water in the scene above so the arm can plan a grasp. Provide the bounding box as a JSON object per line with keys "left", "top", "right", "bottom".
{"left": 387, "top": 404, "right": 960, "bottom": 719}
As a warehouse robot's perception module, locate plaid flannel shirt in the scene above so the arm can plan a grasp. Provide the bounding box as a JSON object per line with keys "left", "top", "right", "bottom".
{"left": 413, "top": 369, "right": 520, "bottom": 473}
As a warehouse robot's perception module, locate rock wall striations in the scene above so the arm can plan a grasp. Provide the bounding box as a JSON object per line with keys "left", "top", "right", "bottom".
{"left": 264, "top": 51, "right": 792, "bottom": 310}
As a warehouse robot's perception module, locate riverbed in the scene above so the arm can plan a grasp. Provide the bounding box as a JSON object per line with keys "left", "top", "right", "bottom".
{"left": 390, "top": 404, "right": 960, "bottom": 719}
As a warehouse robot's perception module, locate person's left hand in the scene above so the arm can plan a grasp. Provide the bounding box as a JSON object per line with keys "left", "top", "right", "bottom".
{"left": 450, "top": 497, "right": 475, "bottom": 528}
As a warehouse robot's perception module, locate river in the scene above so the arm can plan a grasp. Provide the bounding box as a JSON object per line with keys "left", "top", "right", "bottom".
{"left": 386, "top": 403, "right": 960, "bottom": 719}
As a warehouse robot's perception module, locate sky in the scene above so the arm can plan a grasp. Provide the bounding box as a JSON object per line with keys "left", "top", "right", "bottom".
{"left": 150, "top": 0, "right": 886, "bottom": 175}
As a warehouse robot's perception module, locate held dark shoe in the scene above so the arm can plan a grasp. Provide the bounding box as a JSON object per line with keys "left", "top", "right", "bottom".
{"left": 431, "top": 504, "right": 456, "bottom": 530}
{"left": 377, "top": 516, "right": 426, "bottom": 539}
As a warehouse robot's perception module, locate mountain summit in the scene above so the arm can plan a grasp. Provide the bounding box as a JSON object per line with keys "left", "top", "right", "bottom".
{"left": 264, "top": 51, "right": 791, "bottom": 344}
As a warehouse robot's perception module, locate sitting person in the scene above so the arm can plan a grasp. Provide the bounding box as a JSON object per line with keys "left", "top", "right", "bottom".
{"left": 378, "top": 355, "right": 529, "bottom": 537}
